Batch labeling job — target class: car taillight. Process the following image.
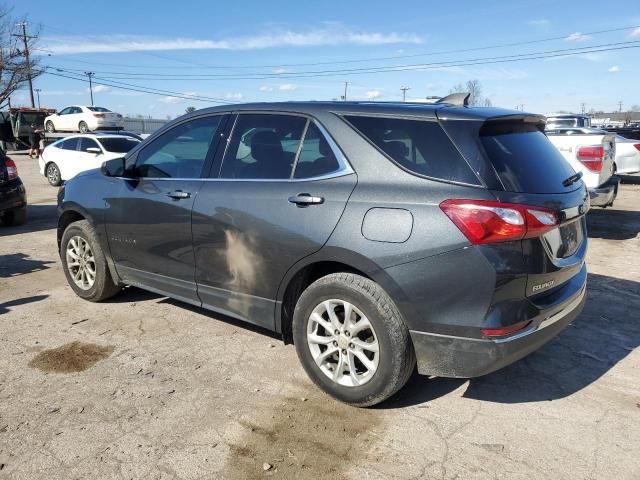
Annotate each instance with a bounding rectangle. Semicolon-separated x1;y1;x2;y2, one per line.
5;158;18;180
439;199;559;245
576;145;604;172
93;113;105;118
633;144;640;152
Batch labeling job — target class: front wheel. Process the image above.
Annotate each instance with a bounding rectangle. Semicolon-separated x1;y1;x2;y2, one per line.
293;273;415;407
46;162;61;186
79;121;89;133
60;220;120;301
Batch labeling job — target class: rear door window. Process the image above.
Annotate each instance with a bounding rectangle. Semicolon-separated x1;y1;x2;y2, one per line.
480;123;578;193
344;115;480;185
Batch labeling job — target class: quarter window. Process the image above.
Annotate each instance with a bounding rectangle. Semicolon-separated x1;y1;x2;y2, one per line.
220;114;306;180
135;115;222;178
344;115;480;185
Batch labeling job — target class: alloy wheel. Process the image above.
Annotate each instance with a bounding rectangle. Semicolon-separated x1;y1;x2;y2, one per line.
306;299;380;387
66;236;96;290
46;164;59;185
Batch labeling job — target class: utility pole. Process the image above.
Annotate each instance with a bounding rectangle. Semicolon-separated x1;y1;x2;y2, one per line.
618;100;623;112
85;72;95;105
342;81;349;102
400;86;411;102
519;104;525;111
581;102;586;114
14;22;36;108
34;88;41;108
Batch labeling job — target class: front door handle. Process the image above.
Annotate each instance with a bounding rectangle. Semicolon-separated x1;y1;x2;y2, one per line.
288;193;324;207
167;190;191;200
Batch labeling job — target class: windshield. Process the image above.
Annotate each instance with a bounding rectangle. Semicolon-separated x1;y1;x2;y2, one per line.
97;137;140;153
87;107;112;113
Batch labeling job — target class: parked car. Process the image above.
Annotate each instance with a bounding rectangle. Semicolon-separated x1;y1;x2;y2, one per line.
545;113;591;129
0;149;27;226
611;135;640;174
58;100;588;406
545;128;618;207
40;134;141;186
44;106;124;134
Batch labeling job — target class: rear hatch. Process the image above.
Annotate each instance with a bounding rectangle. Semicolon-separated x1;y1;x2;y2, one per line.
440;112;588;300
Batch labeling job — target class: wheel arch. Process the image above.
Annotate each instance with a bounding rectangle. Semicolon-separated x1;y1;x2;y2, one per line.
276;247;410;344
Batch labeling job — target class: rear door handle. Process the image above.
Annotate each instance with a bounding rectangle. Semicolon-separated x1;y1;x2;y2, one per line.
288;193;324;207
167;190;191;200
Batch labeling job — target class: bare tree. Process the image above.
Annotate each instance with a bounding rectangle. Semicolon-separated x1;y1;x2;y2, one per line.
0;6;41;109
185;106;196;113
630;104;640;112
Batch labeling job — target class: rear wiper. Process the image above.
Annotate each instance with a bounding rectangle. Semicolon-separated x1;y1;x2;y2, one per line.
562;171;583;187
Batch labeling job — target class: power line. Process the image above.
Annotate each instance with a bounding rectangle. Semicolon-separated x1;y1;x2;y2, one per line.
45;40;640;81
39;23;640;71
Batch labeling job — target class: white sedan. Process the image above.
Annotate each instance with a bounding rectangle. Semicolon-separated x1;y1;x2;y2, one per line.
613;135;640;174
39;134;140;186
44;106;124;133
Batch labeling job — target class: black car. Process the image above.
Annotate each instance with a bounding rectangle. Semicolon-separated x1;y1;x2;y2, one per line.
57;99;588;406
0;150;27;226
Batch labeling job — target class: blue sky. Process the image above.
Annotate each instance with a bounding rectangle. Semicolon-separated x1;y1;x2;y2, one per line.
10;0;640;117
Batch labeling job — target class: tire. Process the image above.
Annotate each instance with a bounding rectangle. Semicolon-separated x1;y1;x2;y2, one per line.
292;273;415;407
45;121;55;133
79;121;89;133
1;207;27;226
46;162;61;186
60;219;120;302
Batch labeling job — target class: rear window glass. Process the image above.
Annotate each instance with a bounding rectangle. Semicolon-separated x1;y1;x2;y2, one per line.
97;137;140;153
87;107;111;112
480;125;577;193
344;115;480;185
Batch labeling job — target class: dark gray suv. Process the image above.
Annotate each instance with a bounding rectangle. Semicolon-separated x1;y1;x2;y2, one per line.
57;100;588;406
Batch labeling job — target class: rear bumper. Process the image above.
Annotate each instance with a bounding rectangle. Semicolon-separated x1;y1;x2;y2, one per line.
588;176;620;207
0;180;27;213
410;277;586;378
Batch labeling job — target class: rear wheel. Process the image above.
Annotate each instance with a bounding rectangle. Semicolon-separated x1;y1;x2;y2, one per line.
45;121;55;133
60;220;120;301
46;162;61;186
79;121;89;133
293;273;415;407
0;207;27;226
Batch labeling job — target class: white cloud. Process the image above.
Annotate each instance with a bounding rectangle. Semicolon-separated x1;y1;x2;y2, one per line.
565;32;592;42
259;86;273;92
224;92;243;100
159;91;197;104
631;27;640;38
89;85;110;93
608;65;621;73
273;68;287;74
365;90;382;99
279;84;297;91
42;25;423;55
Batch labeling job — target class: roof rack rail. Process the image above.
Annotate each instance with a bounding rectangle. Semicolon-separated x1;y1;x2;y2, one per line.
436;92;470;107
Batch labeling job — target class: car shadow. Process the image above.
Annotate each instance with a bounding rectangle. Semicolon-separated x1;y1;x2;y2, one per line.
619;174;640;185
0;253;55;278
0;203;58;235
587;208;640;240
0;294;49;315
381;273;639;408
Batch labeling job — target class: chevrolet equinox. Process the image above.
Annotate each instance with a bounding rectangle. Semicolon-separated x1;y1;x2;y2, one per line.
57;98;588;406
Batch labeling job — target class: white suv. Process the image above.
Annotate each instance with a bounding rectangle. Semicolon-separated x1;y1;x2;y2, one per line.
45;106;124;133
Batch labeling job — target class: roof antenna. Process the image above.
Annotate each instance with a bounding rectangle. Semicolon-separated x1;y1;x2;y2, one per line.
437;92;471;107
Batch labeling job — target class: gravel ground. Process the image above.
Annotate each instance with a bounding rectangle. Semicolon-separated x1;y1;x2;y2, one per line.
1;153;639;480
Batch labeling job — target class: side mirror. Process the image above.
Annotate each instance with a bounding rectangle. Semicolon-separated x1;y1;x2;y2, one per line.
101;157;126;177
86;147;101;155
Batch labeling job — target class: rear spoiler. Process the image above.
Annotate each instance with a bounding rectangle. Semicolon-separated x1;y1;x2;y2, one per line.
480;114;547;135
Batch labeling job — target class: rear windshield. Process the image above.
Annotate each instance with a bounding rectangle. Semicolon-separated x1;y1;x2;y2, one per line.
87;106;112;112
344;115;480;185
480;124;577;193
97;137;140;153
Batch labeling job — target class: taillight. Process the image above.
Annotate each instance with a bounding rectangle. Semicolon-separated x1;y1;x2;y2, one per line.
439;199;559;245
5;158;18;180
633;144;640;152
93;113;105;118
576;145;603;172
